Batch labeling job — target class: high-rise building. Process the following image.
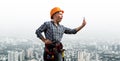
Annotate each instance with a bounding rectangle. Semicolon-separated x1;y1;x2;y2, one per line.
19;50;25;61
0;55;7;61
78;51;90;61
26;48;34;59
8;50;25;61
8;51;19;61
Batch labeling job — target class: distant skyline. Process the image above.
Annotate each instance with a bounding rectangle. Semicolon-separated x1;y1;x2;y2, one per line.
0;0;120;40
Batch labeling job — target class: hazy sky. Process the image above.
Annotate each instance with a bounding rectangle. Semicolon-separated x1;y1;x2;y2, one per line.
0;0;120;40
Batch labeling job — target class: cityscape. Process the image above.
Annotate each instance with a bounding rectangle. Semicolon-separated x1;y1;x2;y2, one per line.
0;37;120;61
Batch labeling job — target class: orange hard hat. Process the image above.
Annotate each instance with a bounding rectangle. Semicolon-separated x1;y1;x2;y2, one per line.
50;7;64;19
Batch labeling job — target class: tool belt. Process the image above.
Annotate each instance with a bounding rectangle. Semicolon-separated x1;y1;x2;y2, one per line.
44;41;64;60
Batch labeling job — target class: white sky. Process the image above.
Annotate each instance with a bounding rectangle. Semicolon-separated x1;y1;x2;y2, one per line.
0;0;120;40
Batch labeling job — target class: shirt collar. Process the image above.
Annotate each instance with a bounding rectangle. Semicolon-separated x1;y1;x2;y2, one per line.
51;20;60;26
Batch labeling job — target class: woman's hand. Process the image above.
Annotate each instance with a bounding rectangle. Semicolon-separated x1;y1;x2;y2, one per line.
44;39;52;44
82;17;86;26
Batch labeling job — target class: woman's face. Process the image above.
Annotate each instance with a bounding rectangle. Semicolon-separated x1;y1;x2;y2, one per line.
54;11;63;22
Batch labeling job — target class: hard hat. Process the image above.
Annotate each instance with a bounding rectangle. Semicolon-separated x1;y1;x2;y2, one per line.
50;7;64;19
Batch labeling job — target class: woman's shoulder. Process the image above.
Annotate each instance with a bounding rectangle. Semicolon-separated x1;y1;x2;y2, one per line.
44;21;52;25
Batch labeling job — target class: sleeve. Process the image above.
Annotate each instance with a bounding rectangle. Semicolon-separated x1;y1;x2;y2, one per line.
35;22;47;39
64;26;78;34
